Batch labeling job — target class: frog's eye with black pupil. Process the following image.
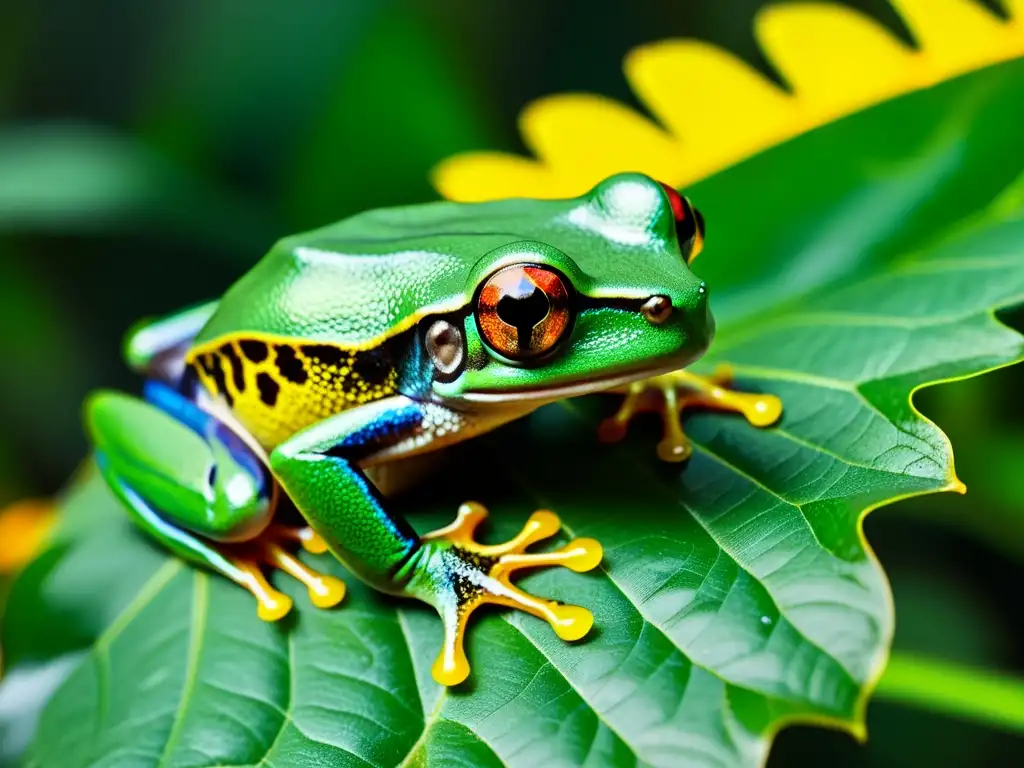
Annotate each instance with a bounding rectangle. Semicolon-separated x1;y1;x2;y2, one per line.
658;181;704;263
477;264;572;360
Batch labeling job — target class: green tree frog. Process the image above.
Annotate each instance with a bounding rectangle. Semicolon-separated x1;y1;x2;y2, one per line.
86;173;780;686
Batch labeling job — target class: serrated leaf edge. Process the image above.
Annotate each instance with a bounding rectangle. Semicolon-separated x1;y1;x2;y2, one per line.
432;0;1024;202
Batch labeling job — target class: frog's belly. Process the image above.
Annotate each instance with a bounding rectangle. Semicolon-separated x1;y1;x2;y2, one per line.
358;401;531;496
362;400;534;467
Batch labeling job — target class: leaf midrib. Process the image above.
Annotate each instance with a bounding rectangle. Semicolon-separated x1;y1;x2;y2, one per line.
254;629;294;768
452;461;855;765
557;396;873;618
43;256;1024;767
522;418;864;687
385;484;811;766
156;571;209;768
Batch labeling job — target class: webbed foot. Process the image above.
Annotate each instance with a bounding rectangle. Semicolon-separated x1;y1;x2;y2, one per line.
598;365;783;462
406;502;602;686
232;525;346;621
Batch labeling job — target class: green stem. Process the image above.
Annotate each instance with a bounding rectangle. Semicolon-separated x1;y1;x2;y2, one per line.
875;652;1024;733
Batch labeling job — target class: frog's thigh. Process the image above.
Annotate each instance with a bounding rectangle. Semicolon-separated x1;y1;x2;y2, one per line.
86;389;273;544
86;388;307;620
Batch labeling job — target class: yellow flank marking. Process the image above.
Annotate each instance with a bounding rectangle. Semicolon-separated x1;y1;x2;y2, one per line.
0;498;57;573
432;0;1024;201
188;337;398;448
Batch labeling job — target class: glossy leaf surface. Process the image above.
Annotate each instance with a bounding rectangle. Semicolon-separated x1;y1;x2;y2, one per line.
6;35;1024;768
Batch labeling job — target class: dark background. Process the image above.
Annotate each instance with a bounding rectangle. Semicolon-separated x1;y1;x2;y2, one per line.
0;1;1020;765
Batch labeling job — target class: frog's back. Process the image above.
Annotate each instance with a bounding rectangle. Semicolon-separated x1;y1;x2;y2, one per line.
185;200;530;447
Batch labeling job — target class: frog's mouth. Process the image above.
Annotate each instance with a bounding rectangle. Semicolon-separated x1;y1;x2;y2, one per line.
458;359;690;404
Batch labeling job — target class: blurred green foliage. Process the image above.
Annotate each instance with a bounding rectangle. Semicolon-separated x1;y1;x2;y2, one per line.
0;1;1022;766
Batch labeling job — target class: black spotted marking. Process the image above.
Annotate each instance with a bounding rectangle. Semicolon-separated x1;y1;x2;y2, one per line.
352;347;393;386
207;356;233;406
256;372;280;407
301;343;346;367
220;343;246;393
239;339;269;363
443;547;499;612
452;572;483;612
275;345;308;384
182;362;202;397
199;353;219;378
453;547;497;574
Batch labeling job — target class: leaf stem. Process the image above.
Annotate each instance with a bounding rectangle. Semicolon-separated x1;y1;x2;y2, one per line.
875;652;1024;733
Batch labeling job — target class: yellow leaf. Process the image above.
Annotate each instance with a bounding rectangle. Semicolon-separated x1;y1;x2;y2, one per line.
433;0;1024;201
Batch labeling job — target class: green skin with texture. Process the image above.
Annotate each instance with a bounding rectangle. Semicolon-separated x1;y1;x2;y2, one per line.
86;172;713;683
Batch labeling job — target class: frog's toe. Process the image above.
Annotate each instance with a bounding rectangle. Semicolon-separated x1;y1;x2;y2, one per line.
599;366;783;463
740;392;785;427
261;541;347;609
270;523;330;554
236;561;294;622
230;525;346;620
417;503;602;686
432;579;595;687
257;594;293;622
489;583;595;640
433;601;472;687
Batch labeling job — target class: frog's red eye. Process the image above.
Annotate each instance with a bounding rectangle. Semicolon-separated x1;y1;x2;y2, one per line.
658;181;704;263
476;264;573;360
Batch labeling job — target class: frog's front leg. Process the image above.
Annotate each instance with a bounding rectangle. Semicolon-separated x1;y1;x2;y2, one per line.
87;382;345;620
270;396;603;686
598;365;783;461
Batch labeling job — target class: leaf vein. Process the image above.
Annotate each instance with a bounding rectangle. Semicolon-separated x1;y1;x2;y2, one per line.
156;570;209;767
254;627;293;767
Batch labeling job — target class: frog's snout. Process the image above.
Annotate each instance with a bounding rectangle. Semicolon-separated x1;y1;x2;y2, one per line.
692;282;715;354
674;279;714;357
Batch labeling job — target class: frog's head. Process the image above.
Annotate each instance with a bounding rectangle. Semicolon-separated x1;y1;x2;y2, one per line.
422;172;712;405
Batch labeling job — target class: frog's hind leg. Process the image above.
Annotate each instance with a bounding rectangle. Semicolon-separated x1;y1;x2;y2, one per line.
598;365;783;462
86;382;344;620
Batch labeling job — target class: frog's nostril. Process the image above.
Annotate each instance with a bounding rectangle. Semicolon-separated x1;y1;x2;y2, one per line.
641;295;673;324
695;282;709;310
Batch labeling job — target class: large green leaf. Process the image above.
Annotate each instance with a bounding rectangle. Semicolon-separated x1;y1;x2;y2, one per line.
5;56;1024;768
690;55;1024;326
